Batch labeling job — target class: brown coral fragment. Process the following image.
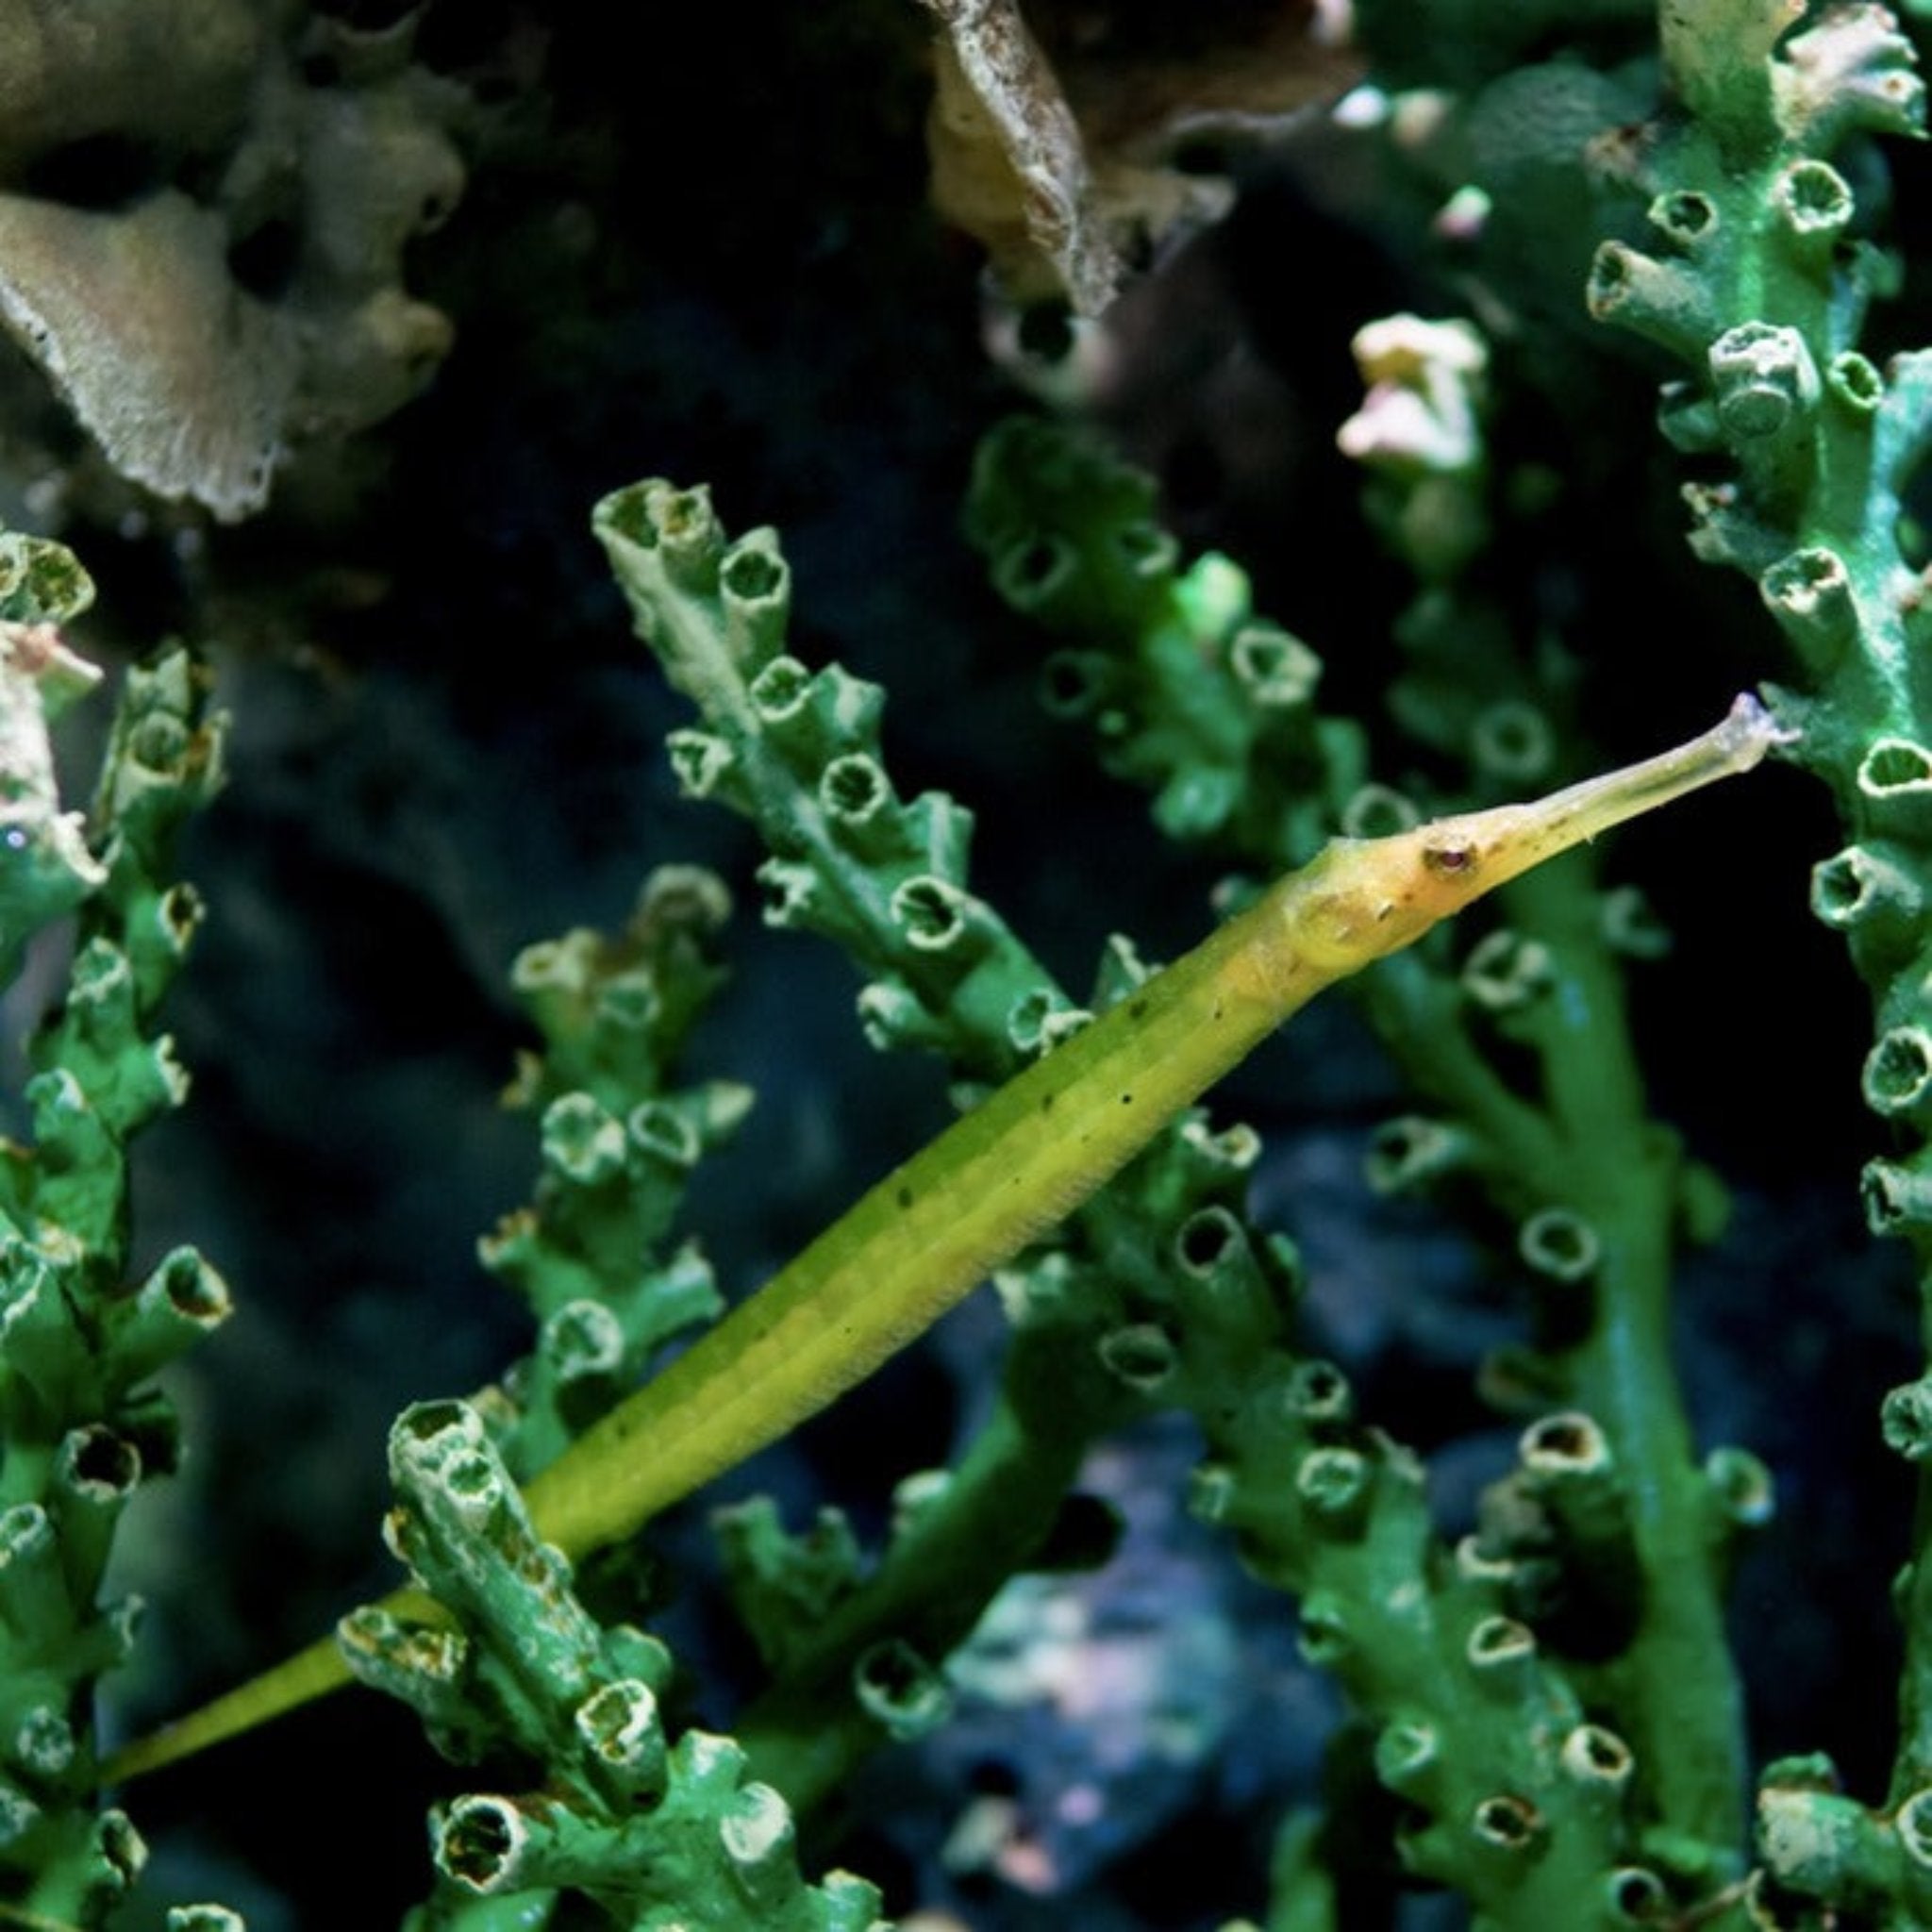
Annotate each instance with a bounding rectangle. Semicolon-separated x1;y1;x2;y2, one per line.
0;192;296;523
918;0;1361;316
0;0;463;522
922;0;1120;315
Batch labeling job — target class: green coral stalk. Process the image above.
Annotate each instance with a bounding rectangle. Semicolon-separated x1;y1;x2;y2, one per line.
1585;0;1932;1918
962;416;1360;858
349;1399;889;1931
0;567;231;1928
595;479;1067;1075
476;865;748;1478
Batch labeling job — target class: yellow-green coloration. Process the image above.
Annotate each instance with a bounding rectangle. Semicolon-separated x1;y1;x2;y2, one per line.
104;695;1783;1786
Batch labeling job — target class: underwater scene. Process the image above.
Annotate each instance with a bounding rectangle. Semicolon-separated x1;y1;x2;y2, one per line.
5;3;1932;1928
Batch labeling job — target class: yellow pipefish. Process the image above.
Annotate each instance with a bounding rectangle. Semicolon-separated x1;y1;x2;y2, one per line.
105;693;1785;1784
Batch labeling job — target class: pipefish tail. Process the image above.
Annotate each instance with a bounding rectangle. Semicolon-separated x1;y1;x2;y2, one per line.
102;693;1788;1785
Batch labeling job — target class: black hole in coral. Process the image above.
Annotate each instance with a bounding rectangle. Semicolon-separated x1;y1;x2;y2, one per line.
1015;303;1074;362
1476;1796;1537;1844
160;1253;222;1317
1587;248;1634;313
748;657;808;715
1872;1032;1932;1105
1866;742;1932;791
1113;521;1167;567
894;878;962;945
1657;191;1714;238
1290;1361;1348;1419
401;1400;465;1444
299;51;343;87
1836;354;1883;408
443;1805;513;1885
228;219;301;301
1178;1208;1237;1273
1611;1870;1660;1916
1009;538;1064;592
723;547;782;601
823;756;883;819
855;1640;923;1704
73;1429;137;1489
1039;653;1097;716
1786;163;1849;221
1526;1416;1593;1461
24;136;165;211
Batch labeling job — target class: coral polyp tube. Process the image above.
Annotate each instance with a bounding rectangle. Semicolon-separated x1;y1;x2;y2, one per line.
104;695;1785;1784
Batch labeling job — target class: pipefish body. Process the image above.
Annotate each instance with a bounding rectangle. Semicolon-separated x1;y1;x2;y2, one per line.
104;693;1787;1783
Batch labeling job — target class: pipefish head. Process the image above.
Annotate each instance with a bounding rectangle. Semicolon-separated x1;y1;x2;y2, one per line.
1277;694;1791;974
1279;819;1532;972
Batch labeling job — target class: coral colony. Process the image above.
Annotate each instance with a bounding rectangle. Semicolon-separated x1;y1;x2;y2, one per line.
12;3;1932;1928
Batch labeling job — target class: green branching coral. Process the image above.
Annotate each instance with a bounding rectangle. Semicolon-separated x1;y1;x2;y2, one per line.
964;406;1774;1919
579;438;1777;1920
476;866;748;1478
595;480;1070;1077
590;476;1304;1807
347;1400;888;1931
0;546;229;1926
962;415;1360;857
105;403;1782;1923
25;7;1932;1928
1582;2;1932;1918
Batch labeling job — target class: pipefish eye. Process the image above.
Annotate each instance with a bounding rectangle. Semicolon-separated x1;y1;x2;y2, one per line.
1422;840;1479;874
